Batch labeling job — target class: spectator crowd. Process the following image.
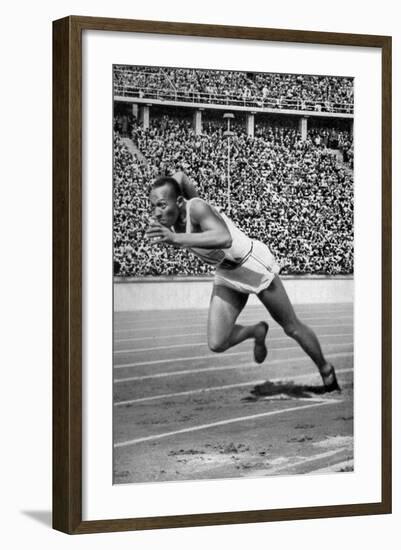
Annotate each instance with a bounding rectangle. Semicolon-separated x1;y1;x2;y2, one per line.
114;66;354;114
113;112;354;277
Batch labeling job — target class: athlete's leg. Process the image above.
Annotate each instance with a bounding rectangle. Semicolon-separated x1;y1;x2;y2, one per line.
257;275;340;388
207;284;268;363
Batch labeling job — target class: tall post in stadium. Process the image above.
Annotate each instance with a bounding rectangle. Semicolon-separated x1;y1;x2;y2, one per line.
223;113;235;215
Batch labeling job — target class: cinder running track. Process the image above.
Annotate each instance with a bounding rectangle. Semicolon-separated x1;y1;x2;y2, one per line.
113;303;353;484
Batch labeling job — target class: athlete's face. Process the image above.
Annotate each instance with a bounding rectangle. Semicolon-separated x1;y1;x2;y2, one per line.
149;184;182;227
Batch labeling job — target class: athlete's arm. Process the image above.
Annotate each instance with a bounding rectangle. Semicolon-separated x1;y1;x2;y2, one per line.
146;199;232;249
175;199;232;248
172;171;199;199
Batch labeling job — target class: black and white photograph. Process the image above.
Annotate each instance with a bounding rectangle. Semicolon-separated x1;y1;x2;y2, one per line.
112;64;354;485
1;0;397;542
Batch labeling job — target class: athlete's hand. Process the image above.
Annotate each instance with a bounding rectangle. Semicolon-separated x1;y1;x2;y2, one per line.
145;222;176;245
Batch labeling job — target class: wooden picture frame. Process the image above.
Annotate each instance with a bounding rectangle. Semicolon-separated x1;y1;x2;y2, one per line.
53;15;392;534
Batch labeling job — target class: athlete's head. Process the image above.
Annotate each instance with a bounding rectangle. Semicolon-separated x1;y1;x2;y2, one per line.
149;176;184;227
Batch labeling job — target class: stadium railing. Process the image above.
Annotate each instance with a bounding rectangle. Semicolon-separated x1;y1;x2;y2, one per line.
114;84;353;114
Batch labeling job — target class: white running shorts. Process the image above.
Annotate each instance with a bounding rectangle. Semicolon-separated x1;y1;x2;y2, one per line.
214;240;280;295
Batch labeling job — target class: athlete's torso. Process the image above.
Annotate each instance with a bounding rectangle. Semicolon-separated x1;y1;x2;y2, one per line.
183;198;253;267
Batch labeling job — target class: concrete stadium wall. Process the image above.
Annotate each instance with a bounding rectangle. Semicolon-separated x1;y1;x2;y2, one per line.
114;275;353;311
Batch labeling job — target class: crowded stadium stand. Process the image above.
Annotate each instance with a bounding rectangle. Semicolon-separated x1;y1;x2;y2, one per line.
114;66;354;114
113;67;354;278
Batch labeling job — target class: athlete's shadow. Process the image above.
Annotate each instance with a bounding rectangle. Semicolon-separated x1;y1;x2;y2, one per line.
243;380;327;402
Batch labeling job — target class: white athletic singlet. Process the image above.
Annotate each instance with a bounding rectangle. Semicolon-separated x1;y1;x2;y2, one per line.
184;198;253;268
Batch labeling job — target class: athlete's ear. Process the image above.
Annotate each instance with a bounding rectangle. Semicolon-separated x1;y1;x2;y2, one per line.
176;195;184;208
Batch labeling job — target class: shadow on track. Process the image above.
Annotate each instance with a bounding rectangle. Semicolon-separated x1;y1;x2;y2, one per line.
243;380;333;402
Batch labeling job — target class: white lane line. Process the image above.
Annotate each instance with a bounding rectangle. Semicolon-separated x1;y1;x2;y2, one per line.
308;459;354;474
114;331;353;354
114;314;353;334
114;314;354;334
243;449;348;477
114;322;353;344
114;351;354;383
114;399;343;449
116;303;351;318
114;340;353;369
114;367;353;405
115;331;204;344
115;305;353;328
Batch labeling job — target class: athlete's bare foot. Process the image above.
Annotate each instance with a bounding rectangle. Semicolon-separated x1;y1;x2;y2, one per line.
253;321;269;364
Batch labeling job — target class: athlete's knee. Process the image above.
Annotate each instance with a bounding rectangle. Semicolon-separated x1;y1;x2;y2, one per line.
208;338;229;353
283;319;302;339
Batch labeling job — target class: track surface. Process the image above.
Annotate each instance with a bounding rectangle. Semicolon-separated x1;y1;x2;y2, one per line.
113;303;353;484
